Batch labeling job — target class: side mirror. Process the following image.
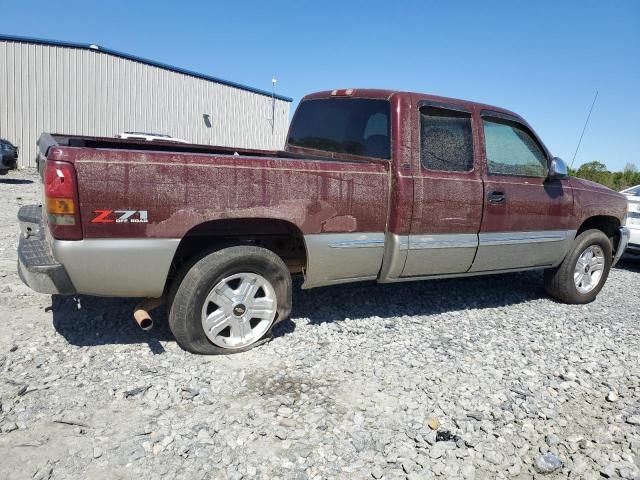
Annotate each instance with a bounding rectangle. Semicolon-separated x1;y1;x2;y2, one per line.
548;157;568;180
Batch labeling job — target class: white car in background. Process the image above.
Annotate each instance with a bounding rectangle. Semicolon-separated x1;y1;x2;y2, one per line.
621;185;640;255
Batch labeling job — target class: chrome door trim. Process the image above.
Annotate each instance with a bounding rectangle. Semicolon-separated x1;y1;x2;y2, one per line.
409;233;478;250
328;238;385;248
479;230;574;246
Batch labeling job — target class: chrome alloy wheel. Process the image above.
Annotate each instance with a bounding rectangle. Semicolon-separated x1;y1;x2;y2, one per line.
201;272;277;349
574;245;605;294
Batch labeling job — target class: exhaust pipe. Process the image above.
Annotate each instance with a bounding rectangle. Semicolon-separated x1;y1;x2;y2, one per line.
133;297;164;331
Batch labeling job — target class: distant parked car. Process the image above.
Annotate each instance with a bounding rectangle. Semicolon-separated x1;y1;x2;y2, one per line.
115;131;188;143
0;138;18;175
621;185;640;254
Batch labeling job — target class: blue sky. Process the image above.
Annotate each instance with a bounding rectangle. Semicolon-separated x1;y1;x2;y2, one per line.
2;0;639;170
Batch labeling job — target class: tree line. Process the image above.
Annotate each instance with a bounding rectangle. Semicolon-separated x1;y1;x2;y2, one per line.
568;161;639;191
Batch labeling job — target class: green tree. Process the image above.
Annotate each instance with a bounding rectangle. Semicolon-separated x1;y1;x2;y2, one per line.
572;161;640;191
575;161;613;188
621;162;639;189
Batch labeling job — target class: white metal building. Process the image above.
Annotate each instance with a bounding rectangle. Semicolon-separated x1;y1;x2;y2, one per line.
0;34;292;168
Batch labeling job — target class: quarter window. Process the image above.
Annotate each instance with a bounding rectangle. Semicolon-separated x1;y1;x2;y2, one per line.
420;107;474;172
483;118;547;177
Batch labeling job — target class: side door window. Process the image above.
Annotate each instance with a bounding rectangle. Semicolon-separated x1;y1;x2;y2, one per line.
483;117;547;177
421;107;474;172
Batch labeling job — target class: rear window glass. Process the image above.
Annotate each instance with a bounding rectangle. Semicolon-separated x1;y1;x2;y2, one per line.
288;99;391;159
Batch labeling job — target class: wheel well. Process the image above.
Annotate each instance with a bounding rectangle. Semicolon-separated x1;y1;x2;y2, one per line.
166;218;307;291
576;216;624;256
577;215;620;239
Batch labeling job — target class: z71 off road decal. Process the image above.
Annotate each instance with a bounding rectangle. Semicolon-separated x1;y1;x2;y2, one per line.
91;210;149;224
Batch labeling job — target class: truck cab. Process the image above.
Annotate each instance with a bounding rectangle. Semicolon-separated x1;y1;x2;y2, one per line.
288;90;627;287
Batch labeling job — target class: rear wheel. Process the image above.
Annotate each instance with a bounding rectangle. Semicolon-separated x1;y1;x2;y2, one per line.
544;229;612;304
169;246;292;354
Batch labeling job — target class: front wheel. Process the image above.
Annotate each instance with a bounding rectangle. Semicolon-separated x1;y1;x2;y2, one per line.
544;229;612;304
168;246;292;354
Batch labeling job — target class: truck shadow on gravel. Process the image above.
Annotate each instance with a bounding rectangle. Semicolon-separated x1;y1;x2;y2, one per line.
51;270;551;349
276;271;548;336
51;296;173;354
616;256;640;273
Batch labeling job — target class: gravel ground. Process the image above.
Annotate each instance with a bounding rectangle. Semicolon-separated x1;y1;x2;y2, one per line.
1;169;639;480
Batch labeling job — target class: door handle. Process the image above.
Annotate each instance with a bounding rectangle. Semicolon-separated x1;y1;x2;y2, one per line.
488;191;506;203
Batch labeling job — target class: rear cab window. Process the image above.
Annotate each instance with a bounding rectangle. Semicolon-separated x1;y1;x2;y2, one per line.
287;99;391;159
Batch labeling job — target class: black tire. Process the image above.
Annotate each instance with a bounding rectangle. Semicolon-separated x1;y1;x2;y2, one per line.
168;246;292;355
544;229;612;304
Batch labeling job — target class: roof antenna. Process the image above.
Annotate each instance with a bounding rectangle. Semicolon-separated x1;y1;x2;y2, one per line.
570;90;598;168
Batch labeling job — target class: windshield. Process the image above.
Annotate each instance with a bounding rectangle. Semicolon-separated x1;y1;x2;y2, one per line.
288;98;391;159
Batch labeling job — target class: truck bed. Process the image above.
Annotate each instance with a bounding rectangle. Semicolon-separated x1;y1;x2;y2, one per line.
35;131;391;294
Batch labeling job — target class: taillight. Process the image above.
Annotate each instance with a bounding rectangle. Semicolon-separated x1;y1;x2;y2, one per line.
44;160;82;240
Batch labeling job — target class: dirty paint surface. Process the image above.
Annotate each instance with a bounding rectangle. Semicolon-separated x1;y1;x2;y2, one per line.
67;150;390;239
44;89;627;242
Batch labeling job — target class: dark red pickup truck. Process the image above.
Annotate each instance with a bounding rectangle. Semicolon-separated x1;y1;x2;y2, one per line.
18;89;630;354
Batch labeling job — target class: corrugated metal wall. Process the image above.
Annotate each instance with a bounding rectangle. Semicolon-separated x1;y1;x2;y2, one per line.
0;40;291;168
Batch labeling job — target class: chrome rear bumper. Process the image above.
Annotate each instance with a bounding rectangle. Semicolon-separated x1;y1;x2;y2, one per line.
17;205;76;295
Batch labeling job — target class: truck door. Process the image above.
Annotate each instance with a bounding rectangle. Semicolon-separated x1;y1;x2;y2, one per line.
401;101;483;277
470;111;574;272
